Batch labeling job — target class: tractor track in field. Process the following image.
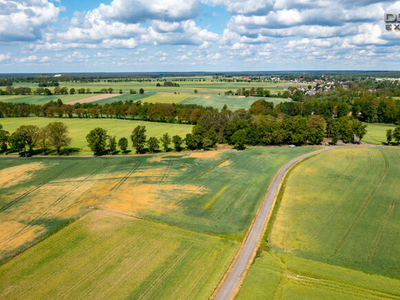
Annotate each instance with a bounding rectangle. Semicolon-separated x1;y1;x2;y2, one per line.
110;159;143;191
139;243;195;300
213;147;329;300
332;149;389;257
0;162;78;214
0;162;109;248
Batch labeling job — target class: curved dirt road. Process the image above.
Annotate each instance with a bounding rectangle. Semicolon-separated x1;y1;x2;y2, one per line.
214;147;329;300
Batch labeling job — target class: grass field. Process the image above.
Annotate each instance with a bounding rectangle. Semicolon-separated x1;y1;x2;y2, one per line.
238;147;400;299
363;123;396;145
0;117;193;155
180;95;291;111
12;80;301;95
0;147;314;260
138;92;193;104
0;210;238;299
90;92;156;104
0;94;95;105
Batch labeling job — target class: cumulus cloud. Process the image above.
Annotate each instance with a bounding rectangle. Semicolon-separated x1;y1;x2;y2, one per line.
0;0;60;41
97;0;201;23
0;52;11;61
17;55;50;63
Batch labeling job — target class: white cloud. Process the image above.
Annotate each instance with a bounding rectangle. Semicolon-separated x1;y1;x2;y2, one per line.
0;52;11;61
63;51;90;63
17;55;50;63
98;0;201;23
0;0;60;41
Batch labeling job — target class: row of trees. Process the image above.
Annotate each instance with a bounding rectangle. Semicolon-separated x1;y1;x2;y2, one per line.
0;86;145;96
386;126;400;144
86;126;186;155
0;122;70;156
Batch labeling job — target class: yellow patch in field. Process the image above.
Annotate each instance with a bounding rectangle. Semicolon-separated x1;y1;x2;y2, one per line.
105;183;206;214
220;160;231;167
204;185;229;210
204;95;211;99
0;162;47;188
147;156;163;163
0;221;45;256
189;151;220;159
75;178;207;216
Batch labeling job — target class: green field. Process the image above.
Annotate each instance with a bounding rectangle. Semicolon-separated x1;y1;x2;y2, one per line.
0;94;95;105
0;117;193;155
363;123;396;145
0;147;315;298
12;80;300;95
0;211;238;299
238;147;400;299
0;147;314;259
90;92;156;104
138;92;193;104
180;95;291;111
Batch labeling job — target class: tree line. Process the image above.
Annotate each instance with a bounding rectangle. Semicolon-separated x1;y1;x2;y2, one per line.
0;122;70;156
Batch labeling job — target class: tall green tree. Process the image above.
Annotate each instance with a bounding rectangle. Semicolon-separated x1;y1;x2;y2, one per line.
108;135;117;154
131;125;147;153
231;129;247;149
13;125;39;156
0;124;9;154
172;135;183;152
160;133;171;152
46;122;71;155
393;126;400;144
147;137;159;153
118;137;128;153
37;126;50;154
387;129;393;144
86;127;108;156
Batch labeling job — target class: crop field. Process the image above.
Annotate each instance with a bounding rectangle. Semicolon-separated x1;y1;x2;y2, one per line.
0;147;315;298
0;117;193;155
90;92;156;104
0;210;238;299
238;147;400;299
137;92;193;104
180;95;290;111
0;147;313;260
11;80;298;95
363;123;396;145
0;94;95;105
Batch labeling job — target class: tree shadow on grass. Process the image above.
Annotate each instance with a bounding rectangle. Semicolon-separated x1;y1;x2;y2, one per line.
59;148;81;156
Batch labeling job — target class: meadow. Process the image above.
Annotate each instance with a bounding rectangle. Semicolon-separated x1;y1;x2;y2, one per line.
4;80;296;110
363;123;396;145
0;117;193;155
238;147;400;299
181;95;290;111
11;80;301;94
0;147;314;259
0;147;315;298
0;211;238;299
0;94;95;105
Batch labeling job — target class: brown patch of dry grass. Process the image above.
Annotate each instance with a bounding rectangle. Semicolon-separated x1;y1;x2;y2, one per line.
188;151;220;159
220;160;231;167
0;163;47;188
66;94;120;104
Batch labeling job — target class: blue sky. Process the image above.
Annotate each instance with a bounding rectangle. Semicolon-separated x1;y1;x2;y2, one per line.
1;0;400;73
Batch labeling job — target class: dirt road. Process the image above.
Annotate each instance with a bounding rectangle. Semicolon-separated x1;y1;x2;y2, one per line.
214;147;329;300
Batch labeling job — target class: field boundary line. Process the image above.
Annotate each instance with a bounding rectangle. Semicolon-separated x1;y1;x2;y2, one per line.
0;209;92;267
0;162;78;213
193;154;234;179
211;147;328;300
332;149;389;257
